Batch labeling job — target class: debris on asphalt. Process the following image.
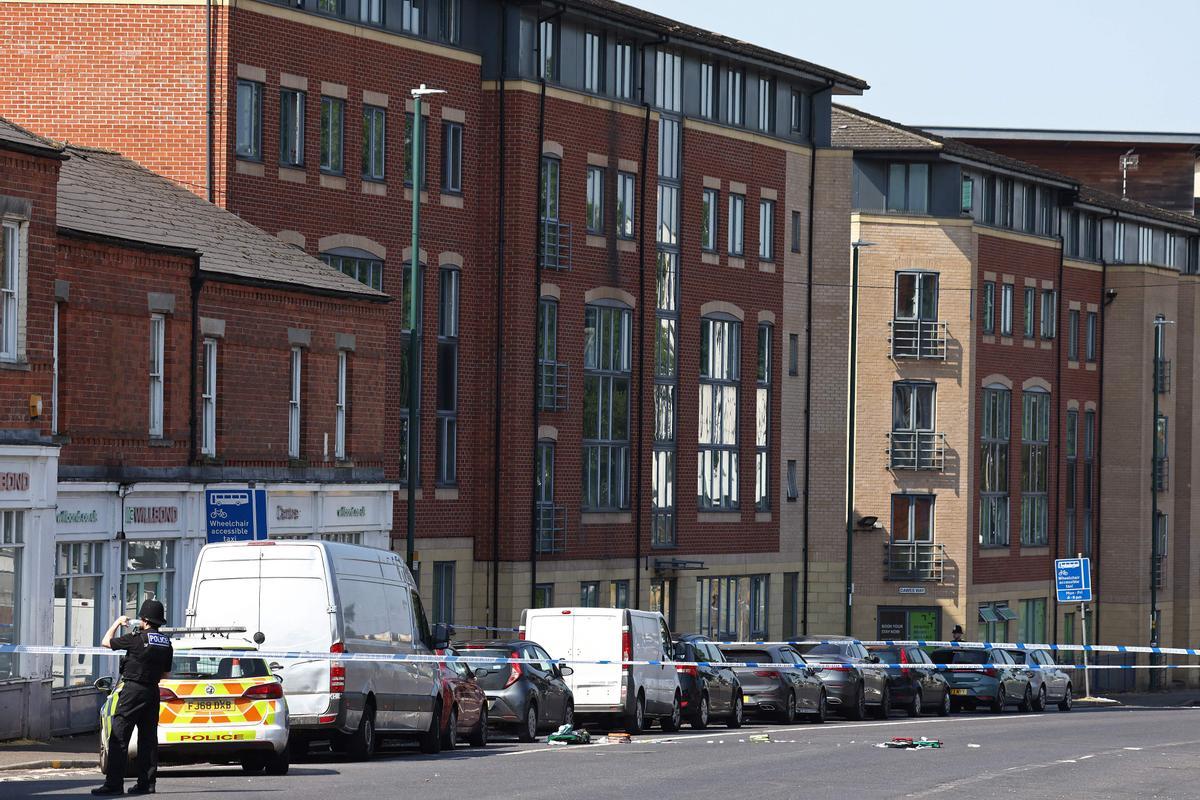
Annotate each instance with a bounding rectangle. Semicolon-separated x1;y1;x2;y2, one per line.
546;725;591;745
606;732;632;744
881;737;942;749
967;743;982;748
749;734;771;744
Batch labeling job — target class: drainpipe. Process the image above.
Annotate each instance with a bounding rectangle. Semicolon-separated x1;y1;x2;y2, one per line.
633;40;655;609
188;255;204;466
1095;254;1111;647
1051;232;1065;643
205;0;215;203
491;3;509;629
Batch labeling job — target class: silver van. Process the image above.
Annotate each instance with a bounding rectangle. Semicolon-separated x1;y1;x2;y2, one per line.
185;541;451;758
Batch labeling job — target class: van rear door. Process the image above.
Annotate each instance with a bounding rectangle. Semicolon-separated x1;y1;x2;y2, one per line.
565;611;623;710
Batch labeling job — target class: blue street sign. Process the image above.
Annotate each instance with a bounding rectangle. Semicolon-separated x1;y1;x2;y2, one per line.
205;489;268;543
1055;557;1093;603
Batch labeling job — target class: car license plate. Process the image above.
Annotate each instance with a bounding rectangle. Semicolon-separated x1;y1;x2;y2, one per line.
187;699;234;712
950;689;970;696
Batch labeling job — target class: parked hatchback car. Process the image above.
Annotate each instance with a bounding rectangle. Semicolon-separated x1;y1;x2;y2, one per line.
672;635;743;729
435;647;489;749
718;644;827;724
460;640;574;741
866;645;952;717
1009;648;1073;711
794;636;888;719
930;647;1033;712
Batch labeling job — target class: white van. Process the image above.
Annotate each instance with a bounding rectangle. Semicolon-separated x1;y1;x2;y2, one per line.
185;541;452;759
521;607;681;733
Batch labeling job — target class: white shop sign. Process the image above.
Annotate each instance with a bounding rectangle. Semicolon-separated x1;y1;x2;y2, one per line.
321;494;381;529
268;494;315;531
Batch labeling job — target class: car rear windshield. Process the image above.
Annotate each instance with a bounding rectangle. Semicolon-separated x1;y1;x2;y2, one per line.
459;648;514;663
795;643;851;658
929;650;988;664
870;648;902;664
170;654;270;679
1008;651;1029;664
721;649;772;664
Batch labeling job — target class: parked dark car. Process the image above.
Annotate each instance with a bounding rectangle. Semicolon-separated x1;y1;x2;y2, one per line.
794;636;889;719
435;647;489;748
460;640;574;741
718;644;827;724
866;645;952;717
672;635;743;729
930;647;1032;712
1009;648;1073;711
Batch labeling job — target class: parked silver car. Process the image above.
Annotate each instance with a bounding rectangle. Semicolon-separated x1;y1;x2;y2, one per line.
1009;649;1073;711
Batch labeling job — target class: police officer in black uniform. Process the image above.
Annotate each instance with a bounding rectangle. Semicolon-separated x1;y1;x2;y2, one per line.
93;599;173;796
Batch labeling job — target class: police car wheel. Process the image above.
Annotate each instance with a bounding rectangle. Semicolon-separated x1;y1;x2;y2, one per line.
265;749;290;776
241;755;267;774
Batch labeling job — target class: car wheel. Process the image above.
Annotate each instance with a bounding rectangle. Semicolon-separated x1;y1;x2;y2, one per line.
265;748;290;776
908;688;922;718
1058;685;1073;712
847;683;867;721
241;754;267;774
990;685;1006;714
873;686;891;719
938;689;951;717
563;701;575;729
440;705;459;750
624;693;645;735
726;694;744;729
1017;685;1033;713
517;702;539;743
661;693;682;732
418;700;443;754
691;693;710;730
778;691;797;724
288;737;309;761
1032;685;1047;712
469;706;489;748
346;702;377;761
810;691;827;724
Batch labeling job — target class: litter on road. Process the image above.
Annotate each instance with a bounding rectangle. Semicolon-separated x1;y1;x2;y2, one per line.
546;725;591;745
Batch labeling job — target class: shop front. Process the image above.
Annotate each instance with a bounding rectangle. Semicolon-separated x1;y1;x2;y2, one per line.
877;605;942;641
265;483;393;549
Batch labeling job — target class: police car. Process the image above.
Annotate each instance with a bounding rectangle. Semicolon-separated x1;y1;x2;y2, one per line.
96;628;290;775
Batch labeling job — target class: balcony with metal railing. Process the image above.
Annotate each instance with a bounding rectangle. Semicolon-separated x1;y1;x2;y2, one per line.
537;360;570;411
1156;358;1172;394
1154;456;1170;492
535;502;567;554
884;542;946;582
540;219;573;271
887;431;946;471
889;319;948;360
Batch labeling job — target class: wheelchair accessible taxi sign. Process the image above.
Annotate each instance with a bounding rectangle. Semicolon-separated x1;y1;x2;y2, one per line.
1055;557;1093;603
205;489;268;543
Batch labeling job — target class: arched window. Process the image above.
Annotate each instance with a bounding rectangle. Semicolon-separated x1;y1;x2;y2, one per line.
320;248;383;291
980;383;1011;548
582;301;631;511
1020;387;1050;546
699;314;740;511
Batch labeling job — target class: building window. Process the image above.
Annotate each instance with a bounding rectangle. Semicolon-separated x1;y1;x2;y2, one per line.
656;49;681;112
1113;221;1126;263
533;583;553;609
288;346;302;458
321;252;383;291
1165;233;1178;268
886;163;929;214
1154;415;1168;492
981;281;995;334
1023;286;1036;339
657;184;679;246
1041;289;1057;339
727;193;744;256
787;333;798;376
979;602;1016;642
1000;283;1014;337
1154;513;1168;589
757;76;773;132
235;80;262;160
432;562;454;625
201;338;217;456
699;316;740;510
580;581;599;607
320;96;344;174
584;31;604;93
980;386;1010;547
786;460;798;502
961;176;974;213
1138;225;1154;264
1;222;21;360
997;178;1014;228
1018;598;1046;644
335;349;348;460
537;297;559;410
1066;409;1077;554
755;324;771;511
317;0;342;14
700;188;718;251
439;0;459;43
148;314;165;438
892;381;936;469
538;18;557;80
890;494;935;580
1021;390;1050;546
608;580;629;609
441;121;462;193
437;269;459;485
614;42;633;100
790;90;805;133
362;104;386;181
791;210;802;253
585;166;605;235
758;199;775;261
121;540;175;622
1068;309;1080;361
0;512;22;679
1085;311;1097;362
1083;410;1095;556
53;541;104;688
696;575;768;641
725;68;744;126
616;171;635;239
699;63;715;119
1021;184;1036;232
280;88;305;167
400;0;420;33
650;577;677;630
583;304;631;510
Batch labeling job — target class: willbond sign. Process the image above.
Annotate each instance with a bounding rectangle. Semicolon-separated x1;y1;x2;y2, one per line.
124;500;183;530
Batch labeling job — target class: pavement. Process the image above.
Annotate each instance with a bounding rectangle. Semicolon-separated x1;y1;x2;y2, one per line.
3;701;1200;799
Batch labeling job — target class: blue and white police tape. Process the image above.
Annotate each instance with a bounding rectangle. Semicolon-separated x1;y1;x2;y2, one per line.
1;643;1197;672
448;624;522;633
707;638;1200;657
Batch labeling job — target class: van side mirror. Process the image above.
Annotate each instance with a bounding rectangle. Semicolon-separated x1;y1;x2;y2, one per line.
430;622;453;649
673;644;688;660
94;676;114;693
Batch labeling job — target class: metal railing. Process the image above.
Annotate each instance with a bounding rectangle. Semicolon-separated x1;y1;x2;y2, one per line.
537;360;570;411
540;219;573;271
535;502;567;554
889;319;948;360
1154;456;1169;492
884;542;946;582
1155;358;1172;394
887;431;946;471
1153;553;1166;590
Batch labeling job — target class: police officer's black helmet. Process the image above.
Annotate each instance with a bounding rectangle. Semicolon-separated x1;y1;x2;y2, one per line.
138;599;167;627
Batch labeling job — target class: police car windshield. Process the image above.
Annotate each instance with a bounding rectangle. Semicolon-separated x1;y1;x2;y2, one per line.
170;654;270;679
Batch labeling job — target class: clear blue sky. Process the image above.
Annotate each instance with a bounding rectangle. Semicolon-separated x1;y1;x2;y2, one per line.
634;0;1200;132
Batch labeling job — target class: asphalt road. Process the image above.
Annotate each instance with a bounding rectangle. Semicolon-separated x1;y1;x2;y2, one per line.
4;705;1200;800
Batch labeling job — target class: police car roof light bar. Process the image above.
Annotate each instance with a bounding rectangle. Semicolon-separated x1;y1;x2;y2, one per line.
161;626;248;637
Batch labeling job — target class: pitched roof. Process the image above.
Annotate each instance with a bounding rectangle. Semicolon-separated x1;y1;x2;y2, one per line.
1076;185;1200;231
0;116;64;156
55;147;387;299
567;0;868;92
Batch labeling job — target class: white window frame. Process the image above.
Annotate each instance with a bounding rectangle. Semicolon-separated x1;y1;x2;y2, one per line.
699;63;714;119
1165;233;1177;268
727;193;744;256
757;76;773;132
725;68;743;126
1139;225;1154;264
586;166;604;234
614;42;633;100
1113;221;1125;263
701;188;718;252
289;346;302;459
0;221;20;361
616;171;635;239
360;0;382;24
1000;283;1014;337
400;0;420;33
279;88;305;167
201;338;217;456
584;31;603;93
655;49;681;112
758;198;774;261
148;314;165;438
335;349;348;460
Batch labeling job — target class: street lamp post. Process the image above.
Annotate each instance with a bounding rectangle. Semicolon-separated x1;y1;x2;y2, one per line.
406;84;445;570
845;240;874;635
